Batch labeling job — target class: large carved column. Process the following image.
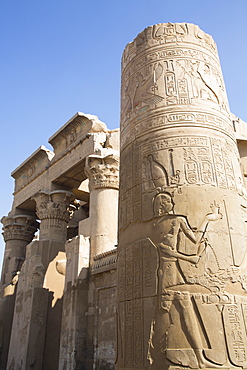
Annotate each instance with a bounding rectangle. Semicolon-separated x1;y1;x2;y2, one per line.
1;214;38;288
85;150;119;260
117;23;247;369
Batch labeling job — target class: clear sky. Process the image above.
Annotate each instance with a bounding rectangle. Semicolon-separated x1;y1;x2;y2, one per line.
1;0;247;265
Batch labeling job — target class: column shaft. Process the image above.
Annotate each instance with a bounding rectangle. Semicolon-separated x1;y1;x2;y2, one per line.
117;23;247;369
85;149;119;261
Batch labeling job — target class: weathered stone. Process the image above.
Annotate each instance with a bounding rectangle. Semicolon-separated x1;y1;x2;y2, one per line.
117;22;247;369
32;190;75;242
85;148;119;260
1;22;247;370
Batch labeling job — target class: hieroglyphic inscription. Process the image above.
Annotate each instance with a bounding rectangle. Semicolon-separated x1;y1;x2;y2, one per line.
211;141;227;188
142;136;209;154
125;245;133;301
121;240;158;301
223;149;236;190
140;136;236;190
183;146;214;185
241;302;247;335
122;23;219;70
121;112;234;147
133;299;143;366
119;146;134;230
126;189;134;226
143;240;158;297
121;50;230;124
133;146;142;222
211;138;236;190
117;248;125;302
145;47;218;65
223;304;247;366
119;240;158;368
125;300;133;366
133;243;142;299
185;160;199;184
119;144;142;230
123;299;144;368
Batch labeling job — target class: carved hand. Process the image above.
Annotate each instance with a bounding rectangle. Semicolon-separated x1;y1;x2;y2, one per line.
205;201;222;222
188;255;200;264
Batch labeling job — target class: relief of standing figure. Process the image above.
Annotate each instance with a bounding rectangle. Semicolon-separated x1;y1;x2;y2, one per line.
150;191;223;369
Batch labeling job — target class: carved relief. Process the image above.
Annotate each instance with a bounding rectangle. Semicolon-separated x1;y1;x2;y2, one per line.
149;193;224;367
12;146;54;193
121;24;231;138
121;23;217;71
119;22;247;370
145;191;247;368
121;63;164;116
118;240;158;303
121;58;229;124
116;240;158;367
119;147;133;230
223;304;247;366
141;135;236;193
121;112;234;147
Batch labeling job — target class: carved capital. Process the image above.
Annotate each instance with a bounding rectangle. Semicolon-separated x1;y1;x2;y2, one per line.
1;215;38;242
33;190;75;223
85;151;119;190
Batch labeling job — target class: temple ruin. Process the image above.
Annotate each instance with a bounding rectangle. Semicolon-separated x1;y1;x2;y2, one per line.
2;23;247;370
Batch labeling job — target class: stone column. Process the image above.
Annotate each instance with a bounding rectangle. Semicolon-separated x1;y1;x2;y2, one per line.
85;150;119;260
12;190;76;370
117;23;247;369
58;235;90;370
0;214;38;369
33;190;75;242
1;214;38;287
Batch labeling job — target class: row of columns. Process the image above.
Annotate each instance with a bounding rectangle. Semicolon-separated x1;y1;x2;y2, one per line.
0;150;119;369
1;150;119;285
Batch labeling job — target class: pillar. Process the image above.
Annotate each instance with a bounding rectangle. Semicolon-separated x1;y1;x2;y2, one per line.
117;23;247;369
1;214;38;288
85;149;119;260
0;214;38;369
6;190;76;370
32;189;75;369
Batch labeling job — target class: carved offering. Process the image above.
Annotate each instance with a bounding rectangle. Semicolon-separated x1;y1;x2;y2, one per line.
117;23;247;369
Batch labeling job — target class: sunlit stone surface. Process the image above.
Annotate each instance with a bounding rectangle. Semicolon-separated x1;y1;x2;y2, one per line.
117;23;247;369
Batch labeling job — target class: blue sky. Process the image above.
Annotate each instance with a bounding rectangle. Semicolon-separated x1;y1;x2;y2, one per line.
1;0;247;265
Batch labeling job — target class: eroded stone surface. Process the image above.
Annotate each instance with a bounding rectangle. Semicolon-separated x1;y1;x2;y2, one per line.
1;22;247;370
117;23;247;370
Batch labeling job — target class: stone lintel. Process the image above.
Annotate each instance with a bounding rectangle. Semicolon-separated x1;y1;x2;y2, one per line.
48;112;108;157
11;145;54;193
11;134;101;209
